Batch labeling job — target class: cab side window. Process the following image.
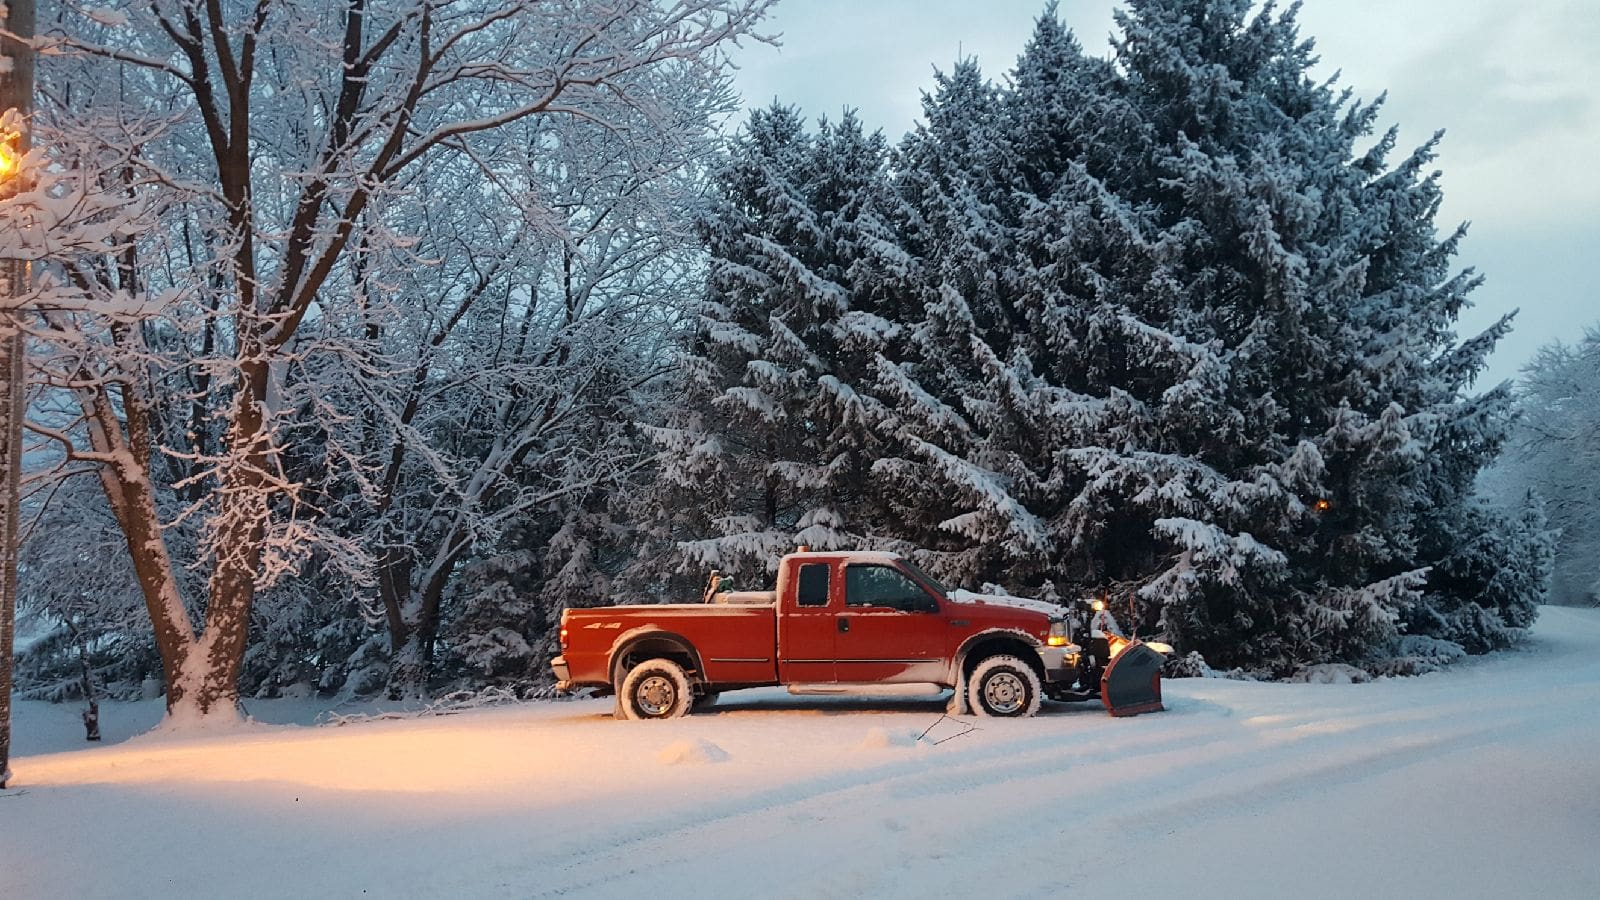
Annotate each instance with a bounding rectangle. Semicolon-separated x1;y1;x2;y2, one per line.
845;565;937;613
796;563;831;607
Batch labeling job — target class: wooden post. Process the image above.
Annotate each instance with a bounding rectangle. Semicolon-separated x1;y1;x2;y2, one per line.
0;0;36;790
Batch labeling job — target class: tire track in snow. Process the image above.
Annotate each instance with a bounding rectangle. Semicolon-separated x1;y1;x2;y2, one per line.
524;702;1500;897
526;620;1600;898
795;712;1565;899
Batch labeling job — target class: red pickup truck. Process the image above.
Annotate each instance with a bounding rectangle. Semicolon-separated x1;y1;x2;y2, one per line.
552;550;1166;719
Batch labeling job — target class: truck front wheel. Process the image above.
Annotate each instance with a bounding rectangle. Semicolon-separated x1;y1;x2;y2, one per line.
968;655;1042;718
619;658;694;720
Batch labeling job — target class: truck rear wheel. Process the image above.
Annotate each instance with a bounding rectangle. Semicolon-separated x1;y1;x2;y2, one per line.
968;655;1042;718
619;658;693;720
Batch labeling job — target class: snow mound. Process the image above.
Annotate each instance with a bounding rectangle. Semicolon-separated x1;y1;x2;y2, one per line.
1371;636;1471;677
657;738;730;765
856;726;922;750
1167;650;1215;678
141;707;261;739
1290;663;1371;684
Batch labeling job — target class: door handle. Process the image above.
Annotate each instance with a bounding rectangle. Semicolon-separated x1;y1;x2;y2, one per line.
837;617;850;633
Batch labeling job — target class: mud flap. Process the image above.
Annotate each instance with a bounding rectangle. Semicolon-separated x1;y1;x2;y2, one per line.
947;666;972;716
1100;641;1164;717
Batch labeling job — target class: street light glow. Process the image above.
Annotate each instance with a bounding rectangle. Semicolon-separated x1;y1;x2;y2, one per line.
0;138;18;182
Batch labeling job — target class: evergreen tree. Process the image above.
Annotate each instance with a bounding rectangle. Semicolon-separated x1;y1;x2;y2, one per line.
649;0;1548;673
1064;0;1542;668
877;59;1055;587
640;107;914;586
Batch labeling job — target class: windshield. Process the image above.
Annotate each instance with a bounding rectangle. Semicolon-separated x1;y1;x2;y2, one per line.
898;558;950;597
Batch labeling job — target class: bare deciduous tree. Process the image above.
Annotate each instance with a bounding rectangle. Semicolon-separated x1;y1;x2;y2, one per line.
13;0;771;720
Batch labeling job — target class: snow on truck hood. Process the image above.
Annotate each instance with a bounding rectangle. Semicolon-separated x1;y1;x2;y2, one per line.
947;589;1064;617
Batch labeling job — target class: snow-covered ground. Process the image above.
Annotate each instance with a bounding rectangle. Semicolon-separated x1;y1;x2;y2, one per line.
4;607;1599;899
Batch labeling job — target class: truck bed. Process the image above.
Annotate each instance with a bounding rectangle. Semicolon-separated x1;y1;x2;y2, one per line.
561;603;779;687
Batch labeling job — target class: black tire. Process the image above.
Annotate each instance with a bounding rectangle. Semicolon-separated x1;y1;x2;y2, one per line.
967;654;1043;718
619;658;694;720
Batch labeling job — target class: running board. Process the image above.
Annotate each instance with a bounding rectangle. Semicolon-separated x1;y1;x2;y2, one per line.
787;683;946;697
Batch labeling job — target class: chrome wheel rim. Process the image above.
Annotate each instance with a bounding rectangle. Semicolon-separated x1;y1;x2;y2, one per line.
983;671;1026;714
636;675;676;716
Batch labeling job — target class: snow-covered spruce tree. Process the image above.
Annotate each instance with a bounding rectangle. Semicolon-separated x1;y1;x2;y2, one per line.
637;106;922;590
867;59;1043;587
879;18;1215;601
1490;327;1600;607
864;10;1323;661
1048;0;1542;669
649;1;1545;673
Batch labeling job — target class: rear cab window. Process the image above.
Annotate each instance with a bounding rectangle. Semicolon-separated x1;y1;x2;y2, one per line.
796;563;831;607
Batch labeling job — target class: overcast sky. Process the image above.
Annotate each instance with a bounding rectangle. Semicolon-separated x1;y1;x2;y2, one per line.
728;0;1599;386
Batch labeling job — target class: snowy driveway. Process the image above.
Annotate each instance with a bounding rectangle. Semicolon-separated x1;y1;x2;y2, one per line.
4;607;1598;899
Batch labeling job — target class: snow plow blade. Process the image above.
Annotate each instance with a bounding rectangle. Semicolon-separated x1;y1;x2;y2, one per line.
1100;640;1165;717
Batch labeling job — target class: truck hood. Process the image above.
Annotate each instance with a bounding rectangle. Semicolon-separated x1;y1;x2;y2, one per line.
947;589;1065;618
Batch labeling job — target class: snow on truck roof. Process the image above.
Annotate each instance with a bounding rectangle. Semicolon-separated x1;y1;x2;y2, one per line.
785;550;903;563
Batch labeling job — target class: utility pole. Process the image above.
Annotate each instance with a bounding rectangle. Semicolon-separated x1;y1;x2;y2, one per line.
0;0;35;791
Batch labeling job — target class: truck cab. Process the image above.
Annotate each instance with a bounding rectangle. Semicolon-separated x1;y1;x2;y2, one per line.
771;551;1070;688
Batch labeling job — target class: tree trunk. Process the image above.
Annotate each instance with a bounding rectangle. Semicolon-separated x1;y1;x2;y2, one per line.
386;615;442;701
164;361;273;719
377;541;412;651
385;581;447;700
76;635;100;742
165;600;253;719
79;357;271;721
387;632;428;701
380;522;468;700
94;452;195;711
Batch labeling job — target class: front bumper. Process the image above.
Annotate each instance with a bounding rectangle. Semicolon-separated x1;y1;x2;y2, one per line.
550;656;571;692
1039;644;1082;683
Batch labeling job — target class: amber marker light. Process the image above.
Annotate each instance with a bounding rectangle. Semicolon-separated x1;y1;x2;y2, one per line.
1314;498;1332;512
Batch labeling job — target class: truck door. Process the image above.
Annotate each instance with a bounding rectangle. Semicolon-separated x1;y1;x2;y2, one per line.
834;562;947;684
776;560;836;683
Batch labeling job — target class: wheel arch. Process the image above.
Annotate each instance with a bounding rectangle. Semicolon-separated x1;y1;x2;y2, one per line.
952;629;1046;682
608;627;705;687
